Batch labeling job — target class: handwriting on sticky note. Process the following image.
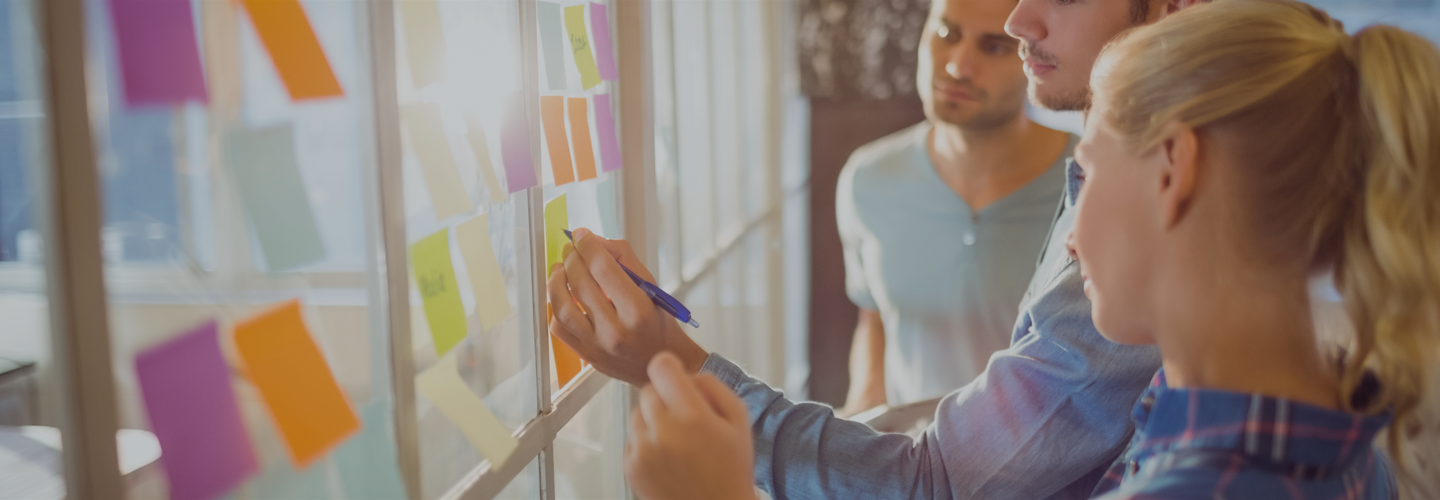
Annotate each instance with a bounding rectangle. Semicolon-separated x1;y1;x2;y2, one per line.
537;2;568;91
234;300;360;468
411;229;468;356
593;94;623;173
224;124;327;272
135;321;257;500
462;112;507;203
239;0;344;100
415;355;519;466
564;5;602;90
398;0;446;87
568;98;598;182
108;0;209;107
589;4;619;81
402;103;473;219
457;215;513;332
544;194;569;277
540;96;575;186
501;94;539;193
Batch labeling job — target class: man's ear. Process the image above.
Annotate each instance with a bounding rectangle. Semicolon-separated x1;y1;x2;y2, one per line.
1159;0;1207;20
1157;122;1199;230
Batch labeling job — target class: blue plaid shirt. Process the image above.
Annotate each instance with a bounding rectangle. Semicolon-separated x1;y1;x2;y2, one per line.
1090;371;1397;500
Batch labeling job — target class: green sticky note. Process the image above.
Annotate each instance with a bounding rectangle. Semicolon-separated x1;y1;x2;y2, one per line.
335;402;407;500
564;5;602;90
411;229;467;356
597;175;620;238
224;124;327;272
545;194;569;277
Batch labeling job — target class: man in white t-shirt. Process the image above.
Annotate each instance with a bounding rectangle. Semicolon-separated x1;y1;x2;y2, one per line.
836;0;1075;414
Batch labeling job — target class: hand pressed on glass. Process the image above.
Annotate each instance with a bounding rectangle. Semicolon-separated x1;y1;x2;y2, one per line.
625;353;756;500
545;228;708;385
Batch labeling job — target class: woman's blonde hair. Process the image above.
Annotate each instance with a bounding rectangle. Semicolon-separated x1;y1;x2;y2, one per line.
1095;0;1440;490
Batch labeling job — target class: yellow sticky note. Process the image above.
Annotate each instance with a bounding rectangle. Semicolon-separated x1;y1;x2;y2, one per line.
415;355;518;466
398;0;445;87
410;229;467;356
234;300;360;468
545;194;569;277
564;5;601;90
462;112;507;204
403;103;473;220
456;215;513;332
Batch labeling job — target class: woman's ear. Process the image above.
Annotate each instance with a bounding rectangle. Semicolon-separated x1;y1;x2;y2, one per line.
1158;122;1199;230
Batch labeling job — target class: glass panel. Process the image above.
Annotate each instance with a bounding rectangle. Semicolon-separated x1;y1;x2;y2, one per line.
650;0;681;287
495;456;542;500
738;0;771;218
554;381;626;500
83;0;404;499
671;0;714;272
708;0;742;239
396;0;539;497
0;1;64;498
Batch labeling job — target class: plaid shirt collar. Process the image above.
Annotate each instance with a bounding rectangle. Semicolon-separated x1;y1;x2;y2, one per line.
1124;369;1391;480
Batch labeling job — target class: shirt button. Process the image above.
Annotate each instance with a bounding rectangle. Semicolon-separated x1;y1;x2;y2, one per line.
963;232;976;246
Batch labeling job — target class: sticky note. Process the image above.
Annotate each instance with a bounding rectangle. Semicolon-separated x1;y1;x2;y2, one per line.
399;0;445;87
462;112;507;203
201;0;242;118
564;5;602;90
251;460;329;500
402;103;473;219
456;215;513;332
536;2;567;91
108;0;208;107
411;229;467;356
239;0;344;100
593;94;623;173
234;300;360;468
541;96;575;186
135;321;256;500
568;98;598;182
589;4;619;81
415;355;519;466
501;94;539;193
552;334;585;389
334;403;407;500
597;175;621;238
223;124;327;272
544;194;569;276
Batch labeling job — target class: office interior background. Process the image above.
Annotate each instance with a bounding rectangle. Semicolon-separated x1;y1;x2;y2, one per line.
0;0;1435;499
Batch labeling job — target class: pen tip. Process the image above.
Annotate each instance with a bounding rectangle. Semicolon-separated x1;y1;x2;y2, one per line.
686;318;700;328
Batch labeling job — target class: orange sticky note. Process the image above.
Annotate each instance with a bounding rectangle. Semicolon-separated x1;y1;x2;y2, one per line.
234;300;360;467
239;0;344;101
567;98;598;182
551;333;585;389
540;96;575;186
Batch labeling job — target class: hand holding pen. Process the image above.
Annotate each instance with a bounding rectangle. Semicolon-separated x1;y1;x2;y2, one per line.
564;229;699;328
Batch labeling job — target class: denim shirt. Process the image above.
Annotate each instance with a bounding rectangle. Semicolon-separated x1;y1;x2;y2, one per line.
702;160;1164;499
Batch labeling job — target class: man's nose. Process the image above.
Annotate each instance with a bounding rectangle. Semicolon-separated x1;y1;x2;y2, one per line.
1005;0;1046;44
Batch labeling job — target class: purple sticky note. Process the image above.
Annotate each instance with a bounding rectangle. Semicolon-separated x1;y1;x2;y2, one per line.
501;93;540;192
135;321;257;500
107;0;209;107
594;94;623;173
589;4;619;81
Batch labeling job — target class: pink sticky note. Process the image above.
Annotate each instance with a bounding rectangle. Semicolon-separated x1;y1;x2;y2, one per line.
502;92;540;193
589;4;619;80
135;321;258;500
107;0;209;107
594;94;623;173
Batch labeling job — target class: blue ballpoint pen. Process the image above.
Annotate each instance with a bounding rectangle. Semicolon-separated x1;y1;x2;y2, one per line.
563;229;700;328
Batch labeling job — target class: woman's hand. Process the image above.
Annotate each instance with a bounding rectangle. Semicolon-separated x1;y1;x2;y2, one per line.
625;352;757;500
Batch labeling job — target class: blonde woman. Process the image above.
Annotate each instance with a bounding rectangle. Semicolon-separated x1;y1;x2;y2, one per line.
622;1;1438;498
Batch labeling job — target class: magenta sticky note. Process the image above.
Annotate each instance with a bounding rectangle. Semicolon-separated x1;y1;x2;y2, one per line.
589;4;619;81
502;93;540;192
135;321;258;500
107;0;209;107
594;94;623;173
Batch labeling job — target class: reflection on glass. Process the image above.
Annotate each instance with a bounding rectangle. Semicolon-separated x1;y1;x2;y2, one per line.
554;382;626;500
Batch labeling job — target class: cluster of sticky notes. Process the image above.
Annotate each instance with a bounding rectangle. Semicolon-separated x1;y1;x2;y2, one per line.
537;2;619;91
403;98;539;217
543;194;588;388
106;0;343;108
134;302;373;500
409;216;517;357
540;94;624;186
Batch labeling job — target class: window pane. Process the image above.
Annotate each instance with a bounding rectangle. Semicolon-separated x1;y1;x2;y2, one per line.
554;381;626;500
672;0;714;272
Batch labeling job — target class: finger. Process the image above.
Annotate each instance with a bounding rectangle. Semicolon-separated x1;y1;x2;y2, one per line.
546;265;598;346
638;384;667;430
696;374;750;428
628;407;651;442
647;352;708;419
570;229;653;317
563;241;620;323
577;228;657;283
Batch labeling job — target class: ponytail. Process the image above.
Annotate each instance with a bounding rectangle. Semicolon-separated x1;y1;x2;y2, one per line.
1339;24;1440;490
